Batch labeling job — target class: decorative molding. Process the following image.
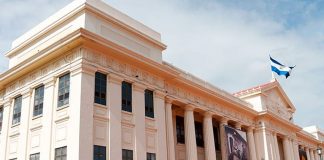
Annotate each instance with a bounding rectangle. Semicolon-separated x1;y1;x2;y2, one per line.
3;48;82;99
83;47;164;89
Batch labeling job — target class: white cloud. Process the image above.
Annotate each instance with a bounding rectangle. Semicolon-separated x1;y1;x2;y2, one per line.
0;0;323;128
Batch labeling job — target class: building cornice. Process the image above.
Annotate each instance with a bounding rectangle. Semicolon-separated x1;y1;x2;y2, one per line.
258;111;301;132
297;130;322;146
0;29;84;91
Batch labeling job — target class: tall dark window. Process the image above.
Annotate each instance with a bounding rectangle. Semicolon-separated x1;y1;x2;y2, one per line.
122;149;133;160
195;121;204;147
213;126;221;150
33;85;44;117
145;90;154;118
176;116;185;144
12;96;22;125
0;106;3;132
122;82;132;112
58;73;70;108
55;146;67;160
94;145;106;160
94;72;107;105
30;153;40;160
147;153;156;160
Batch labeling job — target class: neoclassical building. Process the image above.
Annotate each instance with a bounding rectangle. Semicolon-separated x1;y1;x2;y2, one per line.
0;0;323;160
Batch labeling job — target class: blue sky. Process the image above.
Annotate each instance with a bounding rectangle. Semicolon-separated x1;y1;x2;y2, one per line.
0;0;323;129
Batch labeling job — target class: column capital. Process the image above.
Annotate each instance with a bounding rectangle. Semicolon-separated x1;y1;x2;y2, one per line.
44;77;56;88
247;126;255;132
185;104;195;111
21;88;32;98
133;82;146;92
108;74;123;85
220;117;228;125
165;96;174;104
154;90;166;99
270;131;277;136
3;98;13;107
203;111;213;118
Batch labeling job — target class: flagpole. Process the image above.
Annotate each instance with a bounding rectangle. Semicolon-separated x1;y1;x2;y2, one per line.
271;71;275;82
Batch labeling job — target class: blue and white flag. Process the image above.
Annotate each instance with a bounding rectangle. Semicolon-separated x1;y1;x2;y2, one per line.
270;56;295;78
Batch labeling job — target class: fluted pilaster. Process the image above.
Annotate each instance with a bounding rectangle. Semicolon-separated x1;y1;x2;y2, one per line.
165;97;176;160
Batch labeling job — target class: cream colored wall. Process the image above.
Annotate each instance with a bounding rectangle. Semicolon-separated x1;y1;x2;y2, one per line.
0;48;83;160
84;12;163;63
241;95;263;112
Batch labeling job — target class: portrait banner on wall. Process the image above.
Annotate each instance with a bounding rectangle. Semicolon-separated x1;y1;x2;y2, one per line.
224;125;249;160
299;149;308;160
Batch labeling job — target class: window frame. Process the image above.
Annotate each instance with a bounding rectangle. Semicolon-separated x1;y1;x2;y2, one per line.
30;152;40;160
55;146;67;160
213;126;221;151
12;96;22;125
57;73;70;108
147;152;156;160
94;72;107;106
122;149;133;160
94;145;106;160
176;116;185;144
33;85;44;117
145;89;154;118
195;121;204;147
121;81;132;112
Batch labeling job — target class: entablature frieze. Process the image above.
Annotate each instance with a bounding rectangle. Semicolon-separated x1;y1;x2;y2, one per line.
82;47;165;90
2;47;83;100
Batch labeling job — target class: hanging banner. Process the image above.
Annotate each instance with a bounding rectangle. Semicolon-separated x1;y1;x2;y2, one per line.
224;125;249;160
299;149;308;160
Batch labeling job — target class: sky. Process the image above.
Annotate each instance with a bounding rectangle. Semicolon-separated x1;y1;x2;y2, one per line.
0;0;323;129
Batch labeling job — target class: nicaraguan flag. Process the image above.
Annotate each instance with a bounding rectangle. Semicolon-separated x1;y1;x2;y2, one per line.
270;56;295;78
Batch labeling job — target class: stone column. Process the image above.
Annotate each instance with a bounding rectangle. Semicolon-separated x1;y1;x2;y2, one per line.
154;91;167;160
108;74;123;160
288;139;295;160
184;104;198;160
165;97;176;160
40;78;56;160
219;117;228;160
306;147;311;160
269;132;276;160
309;148;315;160
0;99;12;160
68;65;95;160
292;140;300;160
18;89;32;160
247;127;257;160
133;83;146;160
272;133;280;160
283;136;291;160
203;112;216;160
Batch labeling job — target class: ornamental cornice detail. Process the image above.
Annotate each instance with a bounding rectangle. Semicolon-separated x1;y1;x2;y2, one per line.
3;48;82;98
165;82;254;125
82;48;164;90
